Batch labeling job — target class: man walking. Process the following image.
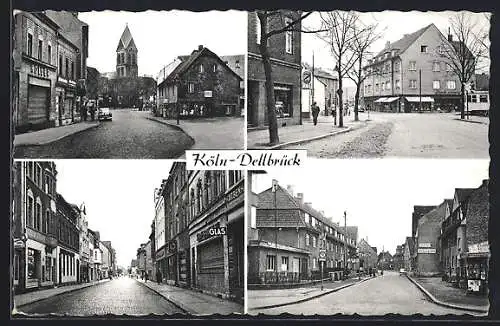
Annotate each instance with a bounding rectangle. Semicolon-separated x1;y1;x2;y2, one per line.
311;102;320;126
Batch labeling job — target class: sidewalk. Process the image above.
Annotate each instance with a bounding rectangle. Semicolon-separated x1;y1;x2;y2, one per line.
14;121;100;146
407;275;489;313
13;279;110;309
247;115;367;149
136;279;243;315
147;115;244;150
248;276;373;310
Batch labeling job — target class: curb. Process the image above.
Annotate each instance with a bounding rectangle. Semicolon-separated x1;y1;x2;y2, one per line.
14;279;110;309
454;118;487;125
146;116;196;146
405;275;488;313
14;123;100;147
135;280;192;315
251;277;374;310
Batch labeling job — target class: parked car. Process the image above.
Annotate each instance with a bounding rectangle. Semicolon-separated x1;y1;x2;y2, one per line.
358;106;365;112
98;107;112;121
399;268;407;276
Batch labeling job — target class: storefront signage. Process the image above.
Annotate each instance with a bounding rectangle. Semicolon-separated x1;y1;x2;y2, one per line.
30;63;50;78
468;241;489;254
167;241;177;254
197;226;226;242
225;183;244;204
417;248;436;254
204;91;213;98
419;243;432;248
156;248;166;260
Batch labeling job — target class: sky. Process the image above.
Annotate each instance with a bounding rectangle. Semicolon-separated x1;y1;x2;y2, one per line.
302;11;491;89
54;160;173;268
252;159;489;255
78;10;246;77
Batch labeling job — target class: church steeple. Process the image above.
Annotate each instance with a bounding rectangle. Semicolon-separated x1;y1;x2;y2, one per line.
116;24;138;78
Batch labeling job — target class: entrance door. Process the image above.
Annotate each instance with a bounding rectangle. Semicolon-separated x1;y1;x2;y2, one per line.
300;258;308;280
28;85;49;126
247;81;258;126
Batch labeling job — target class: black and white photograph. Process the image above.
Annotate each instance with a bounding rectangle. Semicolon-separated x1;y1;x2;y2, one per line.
12;10;246;159
247;10;490;159
11;160;244;316
247;159;489;315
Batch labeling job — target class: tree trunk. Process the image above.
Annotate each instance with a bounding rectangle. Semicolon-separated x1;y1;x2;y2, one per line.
460;82;465;120
338;69;344;128
354;83;360;122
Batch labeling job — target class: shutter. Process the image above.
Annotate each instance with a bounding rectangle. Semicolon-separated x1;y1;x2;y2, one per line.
28;85;49;124
198;237;224;274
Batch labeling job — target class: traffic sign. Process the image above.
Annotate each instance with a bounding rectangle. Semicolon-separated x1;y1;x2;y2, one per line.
319;250;326;261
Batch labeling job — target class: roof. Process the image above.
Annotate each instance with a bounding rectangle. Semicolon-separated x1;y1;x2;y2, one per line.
445;199;454;212
117;25;137;51
257;185;300;210
413;205;437;217
456;188;475;205
160;46;242;86
302;62;338;80
376;24;433;58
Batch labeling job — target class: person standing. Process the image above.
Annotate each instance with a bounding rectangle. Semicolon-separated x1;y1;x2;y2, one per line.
311;102;320;126
156;269;162;285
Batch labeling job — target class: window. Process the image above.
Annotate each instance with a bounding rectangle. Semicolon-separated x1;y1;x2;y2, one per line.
199;64;204;73
433;62;440;72
409;80;417;89
27;33;33;56
59;55;63;75
47;45;52;64
304;213;310;224
35;200;41;231
250;206;256;228
447;80;456;89
433;80;441;89
266;255;276;271
446;63;452;72
281;257;289;271
71;61;75;80
375;84;379;93
27;193;34;227
382;83;385;91
38;40;43;60
394;61;400;72
65;58;69;79
312;236;317;248
212;64;217;72
409;61;416;71
255;12;261;44
386;81;391;90
420;45;428;53
480;94;488;103
312;218;316;227
395;80;401;89
312;257;317;269
285;18;293;54
305;234;310;246
188;83;195;93
235;60;240;69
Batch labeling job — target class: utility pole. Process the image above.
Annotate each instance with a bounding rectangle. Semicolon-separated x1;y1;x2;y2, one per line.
272;180;278;283
344;211;347;280
419;69;422;113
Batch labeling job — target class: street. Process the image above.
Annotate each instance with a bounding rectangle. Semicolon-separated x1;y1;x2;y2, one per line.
255;271;484;316
16;277;184;316
14;110;194;159
288;112;488;158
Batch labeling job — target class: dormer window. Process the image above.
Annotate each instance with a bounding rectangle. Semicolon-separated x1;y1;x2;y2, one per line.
421;45;428;53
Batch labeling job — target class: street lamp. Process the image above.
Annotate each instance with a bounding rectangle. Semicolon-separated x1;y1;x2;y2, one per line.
272;180;278;283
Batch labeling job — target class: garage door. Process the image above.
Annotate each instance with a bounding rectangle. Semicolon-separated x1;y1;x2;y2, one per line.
28;85;49;124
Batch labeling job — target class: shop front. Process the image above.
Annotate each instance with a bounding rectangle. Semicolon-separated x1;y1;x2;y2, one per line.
404;96;434;112
465;241;489;295
155;246;167;283
165;240;178;285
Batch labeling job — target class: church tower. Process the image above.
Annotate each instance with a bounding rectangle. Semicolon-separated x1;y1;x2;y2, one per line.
116;24;138;78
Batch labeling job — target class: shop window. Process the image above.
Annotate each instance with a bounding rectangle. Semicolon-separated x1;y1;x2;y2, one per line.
266;255;276;271
281;256;289;271
27;248;37;280
274;85;292;117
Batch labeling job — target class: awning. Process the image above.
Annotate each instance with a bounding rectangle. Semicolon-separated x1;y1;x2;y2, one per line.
384;97;399;103
405;96;434;103
374;97;387;103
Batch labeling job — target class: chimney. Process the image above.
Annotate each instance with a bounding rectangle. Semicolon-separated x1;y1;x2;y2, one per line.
286;185;295;196
448;28;453;42
198;45;204;51
295;193;304;206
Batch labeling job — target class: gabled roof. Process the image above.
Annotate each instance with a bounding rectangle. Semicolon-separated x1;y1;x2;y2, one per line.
456;188;475;205
376;24;434;57
413;205;437;217
445;199;454;213
161;46;242;86
302;62;338;80
117;25;137;51
257;184;300;209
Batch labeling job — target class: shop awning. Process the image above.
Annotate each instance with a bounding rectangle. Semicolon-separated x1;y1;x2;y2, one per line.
405;96;434;103
384;97;399;103
374;97;387;103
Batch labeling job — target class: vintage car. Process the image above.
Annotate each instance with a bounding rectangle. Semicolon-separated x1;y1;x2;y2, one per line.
98;107;113;121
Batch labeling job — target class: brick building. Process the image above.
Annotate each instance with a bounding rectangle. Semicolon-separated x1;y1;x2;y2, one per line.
247;11;302;127
248;180;358;286
362;24;464;113
156;46;242;118
13;161;58;293
357;238;378;271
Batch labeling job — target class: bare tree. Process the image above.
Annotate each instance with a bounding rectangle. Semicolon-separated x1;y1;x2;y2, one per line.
255;11;323;145
319;11;361;128
346;21;383;122
439;12;489;119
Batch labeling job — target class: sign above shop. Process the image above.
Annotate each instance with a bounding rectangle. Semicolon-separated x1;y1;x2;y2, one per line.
225;183;244;204
167;241;177;253
417;248;436;254
468;241;489;254
419;242;432;248
197;226;226;242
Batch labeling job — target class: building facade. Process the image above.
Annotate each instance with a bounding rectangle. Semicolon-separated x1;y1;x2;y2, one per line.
248;180;357;286
76;203;90;282
357;238;378;272
221;54;246;115
55;193;80;285
247;11;302;127
55;34;79;126
301;64;339;118
13;162;58;293
362;24;463;113
156;46;242;119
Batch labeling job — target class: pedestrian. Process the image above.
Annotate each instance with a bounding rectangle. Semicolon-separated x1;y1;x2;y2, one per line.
311;102;320;126
332;107;337;126
90;105;96;121
145;273;149;283
156;269;162;285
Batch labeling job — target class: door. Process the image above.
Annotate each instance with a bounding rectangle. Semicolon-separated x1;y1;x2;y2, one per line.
292;258;300;273
28;85;50;125
301;258;308;280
